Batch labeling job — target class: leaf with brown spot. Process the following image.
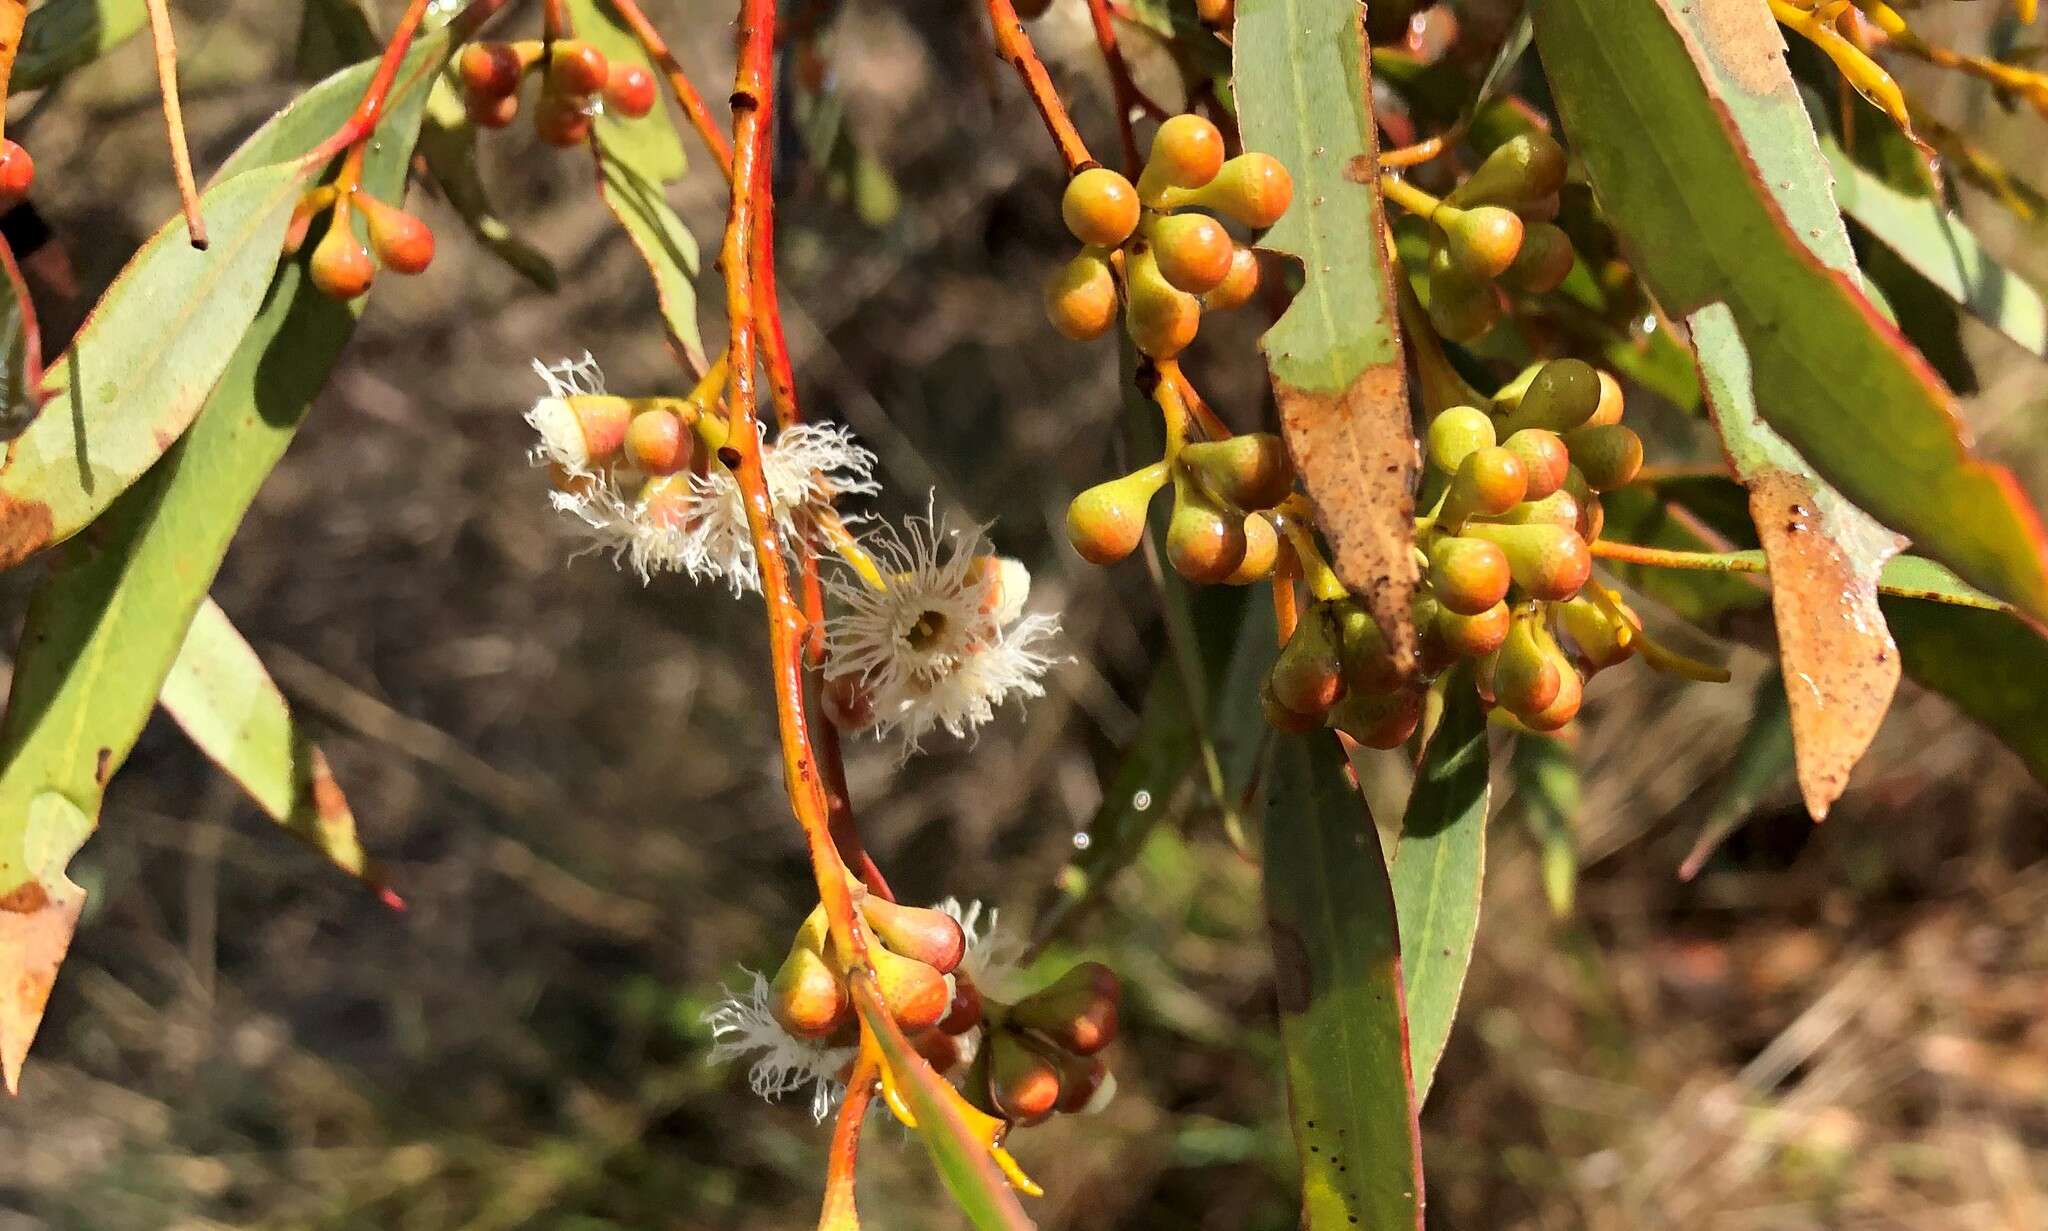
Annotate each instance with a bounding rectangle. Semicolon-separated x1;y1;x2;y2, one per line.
1264;732;1423;1230
159;599;392;896
1534;0;2048;628
1542;0;1912;819
1235;0;1417;670
0;792;89;1094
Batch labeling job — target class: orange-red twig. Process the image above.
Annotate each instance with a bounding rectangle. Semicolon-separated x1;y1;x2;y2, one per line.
718;0;865;965
310;0;438;164
606;0;737;179
984;0;1095;174
143;0;207;247
819;1049;880;1229
1082;0;1166;175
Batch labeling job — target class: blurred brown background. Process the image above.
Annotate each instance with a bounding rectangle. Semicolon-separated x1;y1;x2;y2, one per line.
0;2;2044;1228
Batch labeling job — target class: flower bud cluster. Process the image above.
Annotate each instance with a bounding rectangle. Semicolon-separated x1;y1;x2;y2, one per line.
457;37;657;145
1066;430;1296;587
1266;358;1644;736
290;180;437;301
1043;115;1292;357
1419;131;1575;341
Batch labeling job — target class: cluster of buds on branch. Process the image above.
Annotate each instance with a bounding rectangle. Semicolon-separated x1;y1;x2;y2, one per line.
458;36;656;142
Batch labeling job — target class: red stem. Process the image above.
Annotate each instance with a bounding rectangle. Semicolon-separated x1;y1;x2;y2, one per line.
607;0;738;179
984;0;1095;174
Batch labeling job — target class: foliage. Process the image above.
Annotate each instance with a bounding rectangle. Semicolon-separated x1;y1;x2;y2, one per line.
1;0;2044;1227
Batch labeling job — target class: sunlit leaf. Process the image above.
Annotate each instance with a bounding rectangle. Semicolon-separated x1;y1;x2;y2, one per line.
595;141;706;371
1265;733;1424;1230
1533;0;2048;627
0;22;455;1093
1236;0;1419;668
1510;735;1579;919
0;160;308;570
160;599;390;894
1392;669;1489;1102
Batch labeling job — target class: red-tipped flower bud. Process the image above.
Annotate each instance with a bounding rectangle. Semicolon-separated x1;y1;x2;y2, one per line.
604;62;658;118
1011;961;1120;1055
1061;167;1141;247
355;193;435;275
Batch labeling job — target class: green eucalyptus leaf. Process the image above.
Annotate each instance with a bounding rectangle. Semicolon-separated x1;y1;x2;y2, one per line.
1392;670;1489;1103
1265;733;1424;1231
160;599;390;892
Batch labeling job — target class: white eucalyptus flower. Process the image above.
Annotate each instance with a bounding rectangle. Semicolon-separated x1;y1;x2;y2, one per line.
704;970;857;1122
525;353;610;471
824;510;1062;754
682;422;879;595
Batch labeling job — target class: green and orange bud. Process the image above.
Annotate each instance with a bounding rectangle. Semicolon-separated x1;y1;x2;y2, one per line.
1203;245;1261;312
356;193;434;275
624;408;689;475
939;969;984;1035
862;896;967;975
1165;475;1247;584
1263;680;1326;733
869;943;953;1033
534;93;594;146
1044;249;1119;341
1441;204;1525;281
1427;406;1496;475
1495;358;1601;434
604;62;658;118
1329;686;1423;749
309;202;374;300
1479;488;1581;532
1488;609;1563;716
1563;423;1643;491
1270;606;1345;717
1429;535;1513;615
1557;594;1636;674
1435;600;1512;658
987;1030;1064;1125
1447;130;1568;210
1502;429;1571;501
1061;167;1142;247
1503;222;1575;294
1223;511;1280;584
1012;961;1120;1055
1148;212;1236;294
1066;463;1168;565
1463;521;1593;602
548;40;610;97
1125;248;1202;359
1520;660;1584;732
1163;152;1294;228
1335;602;1402;695
1054;1051;1114;1115
467;90;520;129
1426;253;1503;342
458;42;525;100
1140;114;1227;200
1439;445;1528;529
1586;370;1626;427
1181;433;1295;510
1195;0;1236;24
771;912;851;1040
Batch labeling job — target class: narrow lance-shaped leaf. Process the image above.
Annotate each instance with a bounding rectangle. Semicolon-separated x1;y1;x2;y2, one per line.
595;146;707;372
0;20;460;1093
159;599;392;897
1531;0;2048;628
1568;0;1901;819
1391;670;1490;1103
1265;733;1424;1231
1510;735;1579;919
0;159;310;570
1235;0;1418;669
1820;133;2047;359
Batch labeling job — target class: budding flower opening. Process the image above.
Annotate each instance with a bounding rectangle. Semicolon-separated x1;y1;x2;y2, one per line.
524;355;879;591
825;508;1063;756
704;970;857;1122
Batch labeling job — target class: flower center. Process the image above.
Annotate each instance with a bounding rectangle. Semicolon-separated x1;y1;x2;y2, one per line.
904;608;950;653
